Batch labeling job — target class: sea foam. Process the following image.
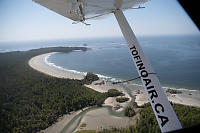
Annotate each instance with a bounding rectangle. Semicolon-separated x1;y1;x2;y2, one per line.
44;52;199;92
44;53;119;82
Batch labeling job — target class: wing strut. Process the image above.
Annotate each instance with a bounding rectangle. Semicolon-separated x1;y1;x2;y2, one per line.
114;10;182;133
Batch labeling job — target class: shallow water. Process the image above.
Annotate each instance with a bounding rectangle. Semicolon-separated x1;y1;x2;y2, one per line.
60;82;135;133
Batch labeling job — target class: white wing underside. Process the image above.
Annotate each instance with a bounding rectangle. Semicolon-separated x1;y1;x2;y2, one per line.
33;0;148;21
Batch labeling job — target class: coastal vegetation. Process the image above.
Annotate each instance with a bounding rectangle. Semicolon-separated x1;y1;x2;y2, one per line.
132;101;138;108
0;47;107;133
80;123;87;128
76;130;96;133
107;89;124;97
82;72;99;85
116;97;129;103
124;106;135;117
166;88;182;94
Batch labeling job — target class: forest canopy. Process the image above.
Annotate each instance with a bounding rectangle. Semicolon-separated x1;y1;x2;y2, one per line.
0;47;107;133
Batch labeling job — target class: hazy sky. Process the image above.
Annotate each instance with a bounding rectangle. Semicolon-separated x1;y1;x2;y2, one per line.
0;0;199;42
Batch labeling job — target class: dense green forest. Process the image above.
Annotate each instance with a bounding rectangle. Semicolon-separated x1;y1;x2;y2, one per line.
0;47;107;133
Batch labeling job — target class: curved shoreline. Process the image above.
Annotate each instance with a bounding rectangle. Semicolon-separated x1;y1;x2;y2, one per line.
28;52;134;133
28;52;200;132
28;52;84;80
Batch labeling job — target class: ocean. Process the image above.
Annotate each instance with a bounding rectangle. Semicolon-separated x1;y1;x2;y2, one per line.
1;35;200;90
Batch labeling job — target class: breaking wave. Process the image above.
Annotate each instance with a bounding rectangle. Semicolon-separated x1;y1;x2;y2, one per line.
44;53;198;92
44;53;121;82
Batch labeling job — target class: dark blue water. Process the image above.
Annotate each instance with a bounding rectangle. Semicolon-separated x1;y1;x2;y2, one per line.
1;35;200;90
0;37;124;52
47;35;200;90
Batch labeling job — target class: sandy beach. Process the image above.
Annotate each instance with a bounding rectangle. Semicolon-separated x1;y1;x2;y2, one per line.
40;110;83;133
28;52;84;80
86;80;132;112
29;52;132;111
29;52;200;133
133;87;200;107
29;52;134;133
75;107;134;132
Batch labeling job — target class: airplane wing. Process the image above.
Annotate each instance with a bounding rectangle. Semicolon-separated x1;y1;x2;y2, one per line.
33;0;149;21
